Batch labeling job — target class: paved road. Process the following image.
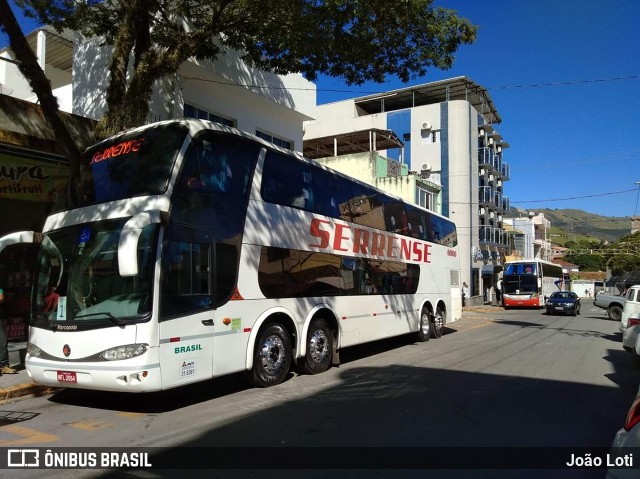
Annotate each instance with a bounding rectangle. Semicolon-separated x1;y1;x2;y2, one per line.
0;302;637;478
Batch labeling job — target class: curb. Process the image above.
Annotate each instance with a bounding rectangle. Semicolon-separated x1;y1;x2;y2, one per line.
0;382;59;404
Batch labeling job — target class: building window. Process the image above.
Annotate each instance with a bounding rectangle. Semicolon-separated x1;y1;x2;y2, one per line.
183;103;235;128
417;186;431;210
256;130;292;150
403;133;411;142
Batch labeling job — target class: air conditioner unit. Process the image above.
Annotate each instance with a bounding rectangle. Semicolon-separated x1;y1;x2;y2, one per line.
420;162;432;179
421;122;432;131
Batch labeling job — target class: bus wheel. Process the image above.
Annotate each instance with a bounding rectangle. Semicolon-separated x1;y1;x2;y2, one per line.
249;323;292;387
415;309;431;342
432;306;445;339
302;318;333;375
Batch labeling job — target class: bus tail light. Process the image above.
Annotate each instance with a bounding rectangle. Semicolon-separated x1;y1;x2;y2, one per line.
624;396;640;431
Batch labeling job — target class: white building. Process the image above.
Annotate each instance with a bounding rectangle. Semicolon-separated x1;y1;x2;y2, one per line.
0;27;316;152
505;212;552;261
304;77;510;300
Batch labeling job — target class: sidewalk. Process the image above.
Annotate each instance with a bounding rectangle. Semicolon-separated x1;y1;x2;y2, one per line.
0;341;58;404
463;304;504;314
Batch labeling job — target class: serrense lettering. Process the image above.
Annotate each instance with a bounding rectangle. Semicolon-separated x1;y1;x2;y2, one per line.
309;218;432;263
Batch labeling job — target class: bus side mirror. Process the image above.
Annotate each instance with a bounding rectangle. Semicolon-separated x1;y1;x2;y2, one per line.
0;231;64;286
118;210;166;277
0;231;36;255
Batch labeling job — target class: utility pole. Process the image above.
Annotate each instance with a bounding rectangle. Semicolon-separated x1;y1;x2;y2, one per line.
633;182;640;234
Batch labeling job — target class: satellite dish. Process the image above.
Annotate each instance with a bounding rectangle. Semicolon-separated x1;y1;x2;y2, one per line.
0;83;14;96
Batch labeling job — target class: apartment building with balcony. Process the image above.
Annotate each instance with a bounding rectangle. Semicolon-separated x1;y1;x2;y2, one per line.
504;212;552;261
304;77;510;299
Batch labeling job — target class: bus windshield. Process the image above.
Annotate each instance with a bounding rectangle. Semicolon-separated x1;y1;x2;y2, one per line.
504;262;536;275
502;275;538;294
54;123;188;212
31;219;157;328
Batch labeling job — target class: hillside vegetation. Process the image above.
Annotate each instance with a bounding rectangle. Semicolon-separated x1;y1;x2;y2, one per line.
510;208;632;245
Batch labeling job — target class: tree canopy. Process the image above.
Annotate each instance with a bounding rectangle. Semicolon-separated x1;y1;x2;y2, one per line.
13;0;477;137
1;0;477;204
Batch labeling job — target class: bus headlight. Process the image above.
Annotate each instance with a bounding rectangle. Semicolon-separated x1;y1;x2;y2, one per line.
100;344;149;361
27;342;42;357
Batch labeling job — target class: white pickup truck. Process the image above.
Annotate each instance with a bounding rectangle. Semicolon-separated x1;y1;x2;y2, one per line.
593;290;627;321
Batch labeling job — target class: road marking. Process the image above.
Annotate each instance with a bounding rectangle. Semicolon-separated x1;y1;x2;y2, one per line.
0;425;58;445
70;420;114;431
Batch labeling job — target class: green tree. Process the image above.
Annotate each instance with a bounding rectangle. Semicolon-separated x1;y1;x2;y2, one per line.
9;0;477;140
605;232;640;276
565;239;607;271
0;0;84;184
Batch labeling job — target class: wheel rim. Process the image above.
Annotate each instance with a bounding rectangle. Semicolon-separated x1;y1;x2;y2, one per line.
309;329;329;364
421;312;431;336
259;335;286;374
434;311;444;333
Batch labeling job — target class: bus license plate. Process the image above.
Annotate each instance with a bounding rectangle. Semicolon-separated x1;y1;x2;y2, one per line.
57;371;77;383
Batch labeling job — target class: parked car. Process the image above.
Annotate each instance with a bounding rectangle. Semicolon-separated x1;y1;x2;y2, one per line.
594;289;626;321
608;385;640;478
544;291;581;316
622;313;640;356
620;285;640;333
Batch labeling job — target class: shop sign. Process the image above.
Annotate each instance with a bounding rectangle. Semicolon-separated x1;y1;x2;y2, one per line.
0;154;70;203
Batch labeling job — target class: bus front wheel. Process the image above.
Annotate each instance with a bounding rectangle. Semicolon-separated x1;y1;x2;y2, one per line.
301;318;333;375
248;323;292;387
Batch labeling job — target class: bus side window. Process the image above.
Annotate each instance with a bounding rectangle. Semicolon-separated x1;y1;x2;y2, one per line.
160;238;212;319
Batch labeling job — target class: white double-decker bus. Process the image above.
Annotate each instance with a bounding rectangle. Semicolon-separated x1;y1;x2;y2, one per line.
0;119;461;392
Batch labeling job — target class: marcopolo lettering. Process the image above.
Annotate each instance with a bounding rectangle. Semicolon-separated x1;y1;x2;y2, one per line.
174;344;203;354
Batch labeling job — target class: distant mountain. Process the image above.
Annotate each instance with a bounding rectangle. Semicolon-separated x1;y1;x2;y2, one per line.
508;208;632;244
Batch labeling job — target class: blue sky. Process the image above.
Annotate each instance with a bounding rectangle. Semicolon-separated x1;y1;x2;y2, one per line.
2;1;639;218
316;0;640;218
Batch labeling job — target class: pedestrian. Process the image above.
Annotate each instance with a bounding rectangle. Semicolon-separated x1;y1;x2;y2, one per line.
0;288;18;375
462;282;469;307
496;279;502;305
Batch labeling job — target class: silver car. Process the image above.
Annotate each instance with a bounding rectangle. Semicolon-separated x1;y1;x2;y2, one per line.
622;313;640;358
608;385;640;478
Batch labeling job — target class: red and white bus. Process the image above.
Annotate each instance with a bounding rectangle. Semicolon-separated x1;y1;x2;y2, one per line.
502;259;564;308
0;119;461;392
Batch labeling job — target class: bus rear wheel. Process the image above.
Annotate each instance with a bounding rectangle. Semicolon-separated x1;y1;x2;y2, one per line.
248;323;292;387
301;318;333;375
415;309;431;342
432;306;445;338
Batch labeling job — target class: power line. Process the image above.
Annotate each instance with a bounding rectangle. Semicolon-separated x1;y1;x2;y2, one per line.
488;75;640;90
509;188;637;204
181;73;640;95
